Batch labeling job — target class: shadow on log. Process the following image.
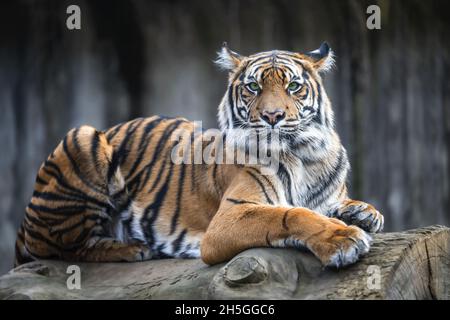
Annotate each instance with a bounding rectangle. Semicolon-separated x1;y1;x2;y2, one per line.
0;225;449;300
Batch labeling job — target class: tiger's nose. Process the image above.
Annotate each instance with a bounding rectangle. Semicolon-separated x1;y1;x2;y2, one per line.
261;110;286;126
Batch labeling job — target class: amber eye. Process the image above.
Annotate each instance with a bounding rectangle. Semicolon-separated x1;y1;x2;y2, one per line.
246;82;260;93
287;82;301;93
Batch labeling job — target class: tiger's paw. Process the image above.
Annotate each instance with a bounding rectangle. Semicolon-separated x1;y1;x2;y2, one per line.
336;200;384;233
308;223;372;268
123;243;153;262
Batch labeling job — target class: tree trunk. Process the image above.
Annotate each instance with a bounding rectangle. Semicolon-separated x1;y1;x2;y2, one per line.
0;225;449;300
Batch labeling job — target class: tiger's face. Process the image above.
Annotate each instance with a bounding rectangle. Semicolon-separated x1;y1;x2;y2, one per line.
217;42;335;151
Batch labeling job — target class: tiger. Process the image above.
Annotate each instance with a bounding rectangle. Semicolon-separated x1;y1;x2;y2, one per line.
15;42;384;269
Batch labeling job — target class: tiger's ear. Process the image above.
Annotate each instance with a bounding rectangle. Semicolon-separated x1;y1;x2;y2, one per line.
215;42;244;71
304;42;335;73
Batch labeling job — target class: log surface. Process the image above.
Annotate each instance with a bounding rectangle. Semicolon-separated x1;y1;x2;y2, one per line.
0;225;449;300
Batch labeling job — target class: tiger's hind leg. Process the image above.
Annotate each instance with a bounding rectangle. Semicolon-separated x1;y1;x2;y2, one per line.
76;237;152;262
55;126;153;262
18;125;153;265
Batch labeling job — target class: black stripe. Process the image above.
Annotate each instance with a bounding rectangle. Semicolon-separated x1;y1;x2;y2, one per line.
246;54;272;69
172;229;187;254
247;167;279;202
115;118;145;167
42;166;82;197
237;106;247;120
302;69;310;80
42;163;108;208
125;117;165;180
31;190;101;208
277;163;293;205
49;214;100;236
35;175;48;185
32;214;70;227
24;212;49;228
282;209;294;231
32;190;104;213
155;244;171;258
303;106;315;113
190;132;197;191
107;119;145;184
15;242;34;265
134;120;185;192
107;118;144;183
91;130;101;175
305;148;346;205
245;170;274;205
271;59;297;74
227;86;240;128
107;148;121;183
290;57;309;68
62;132;107;196
211;163;221;195
106;122;128;141
142;157;176;246
23;227;62;251
256;133;260;163
170;163;187;235
17;223;25;242
265;231;273;247
43;160;64;177
233;85;246;122
72;127;82;152
72;226;96;246
22;247;58;261
226;198;258;205
147;146;173;193
55;186;108;208
313;82;322;124
28;202;95;216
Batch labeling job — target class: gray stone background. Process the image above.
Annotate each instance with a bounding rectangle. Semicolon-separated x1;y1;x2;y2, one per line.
0;0;449;275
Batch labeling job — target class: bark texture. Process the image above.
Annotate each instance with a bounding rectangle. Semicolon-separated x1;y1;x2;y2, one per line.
0;225;448;300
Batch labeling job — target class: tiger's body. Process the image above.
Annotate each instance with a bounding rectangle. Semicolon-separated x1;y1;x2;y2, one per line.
15;43;383;268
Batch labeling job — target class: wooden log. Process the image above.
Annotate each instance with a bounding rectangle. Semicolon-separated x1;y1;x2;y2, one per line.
0;225;448;300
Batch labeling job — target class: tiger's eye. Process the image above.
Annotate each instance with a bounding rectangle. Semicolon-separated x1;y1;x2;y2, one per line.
247;82;260;92
288;82;301;92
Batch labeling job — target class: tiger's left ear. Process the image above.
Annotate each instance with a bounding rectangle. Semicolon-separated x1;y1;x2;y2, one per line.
304;42;335;73
215;42;244;71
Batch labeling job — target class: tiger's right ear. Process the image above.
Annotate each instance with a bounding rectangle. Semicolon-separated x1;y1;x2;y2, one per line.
215;42;243;71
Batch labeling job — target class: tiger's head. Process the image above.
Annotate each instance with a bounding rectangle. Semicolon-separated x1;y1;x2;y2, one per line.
216;42;336;154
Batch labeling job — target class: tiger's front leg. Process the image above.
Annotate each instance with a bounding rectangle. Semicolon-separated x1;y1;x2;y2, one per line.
334;199;384;233
201;203;371;268
201;171;372;268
